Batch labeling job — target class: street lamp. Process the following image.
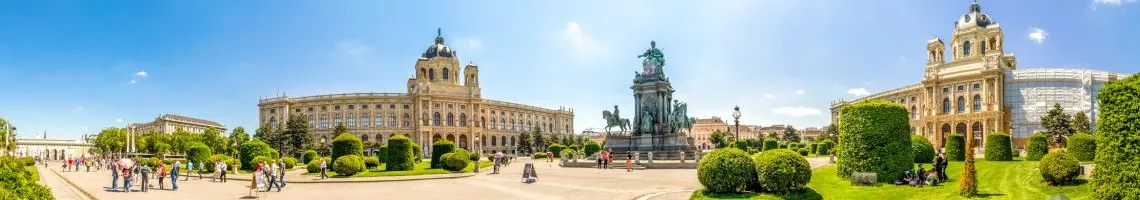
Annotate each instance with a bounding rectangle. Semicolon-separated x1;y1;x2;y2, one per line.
732;106;741;142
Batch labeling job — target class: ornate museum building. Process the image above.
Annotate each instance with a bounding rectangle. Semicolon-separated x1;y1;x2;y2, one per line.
829;2;1127;150
258;29;574;156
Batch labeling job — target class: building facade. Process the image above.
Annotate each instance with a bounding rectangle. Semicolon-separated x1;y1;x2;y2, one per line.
258;30;574;156
129;114;227;134
830;2;1127;150
689;117;760;150
15;138;93;160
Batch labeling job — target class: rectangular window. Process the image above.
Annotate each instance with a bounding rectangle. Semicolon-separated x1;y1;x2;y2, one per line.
308;107;314;112
973;83;981;89
461;105;466;110
957;85;964;91
295;108;301;113
390;105;396;109
270;109;275;113
911;97;916;102
404;105;410;109
434;103;440;108
348;105;355;109
362;105;368;109
376;104;382;109
335;105;341;110
448;104;453;109
943;87;949;93
322;106;328;111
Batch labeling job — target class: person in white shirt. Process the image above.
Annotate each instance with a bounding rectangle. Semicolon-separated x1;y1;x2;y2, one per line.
319;159;328;179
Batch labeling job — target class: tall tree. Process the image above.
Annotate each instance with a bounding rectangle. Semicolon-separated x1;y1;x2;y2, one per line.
1040;103;1073;147
1071;111;1091;134
532;127;545;150
280;114;314;158
170;127;195;154
333;123;348;135
228;127;250;156
783;125;800;142
94;127;127;155
201;127;227;154
517;130;533;154
825;123;839;143
710;130;728;148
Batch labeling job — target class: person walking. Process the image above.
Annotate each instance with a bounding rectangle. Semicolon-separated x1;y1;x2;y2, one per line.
186;161;194;181
263;162;281;192
278;160;287;188
157;163;167;190
110;164;119;190
937;153;949;181
494;151;503;174
122;166;132;193
319;159;328;179
171;160;180;190
140;164;151;192
220;161;228;182
198;161;205;179
625;153;633;172
85;159;91;172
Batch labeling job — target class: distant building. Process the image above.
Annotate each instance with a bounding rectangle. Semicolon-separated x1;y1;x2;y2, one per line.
690;117;760;150
15;132;93;160
129;114;227;134
580;128;607;144
797;127;826;142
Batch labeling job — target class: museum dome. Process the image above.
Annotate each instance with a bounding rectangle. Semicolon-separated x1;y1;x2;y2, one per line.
955;1;995;30
422;28;455;59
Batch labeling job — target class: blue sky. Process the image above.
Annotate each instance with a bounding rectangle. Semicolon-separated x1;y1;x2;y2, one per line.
1;0;1137;140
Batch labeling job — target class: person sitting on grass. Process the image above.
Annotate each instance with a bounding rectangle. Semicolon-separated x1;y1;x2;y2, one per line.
894;169;913;185
915;164;927;187
925;170;939;186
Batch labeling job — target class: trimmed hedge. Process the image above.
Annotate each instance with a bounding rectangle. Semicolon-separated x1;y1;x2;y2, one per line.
796;148;810;156
412;144;423;163
363;157;380;169
252;156;274;168
733;140;750;152
584;141;602;156
376;145;390;165
468;151;480;161
560;149;577;160
1068;133;1095;162
548;144;567;158
810;143;818;155
697;148;756;194
533;152;547;159
1092;75;1140;199
305;157;323;173
1040;151;1081;186
0;156;53;200
911;135;935;163
187;142;212;165
239;139;276;170
752;149;812;193
333;155;365;176
302;150;318;164
386;135;415;171
431;140;457;168
282;157;298;169
816;140;833;155
984;133;1013;161
440;152;469;172
1027;133;1049;161
945;134;966;161
836;100;914;182
762;139;779;151
331;133;364;162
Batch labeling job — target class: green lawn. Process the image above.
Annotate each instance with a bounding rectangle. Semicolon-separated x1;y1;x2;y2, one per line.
301;160;492;178
693;157;1090;200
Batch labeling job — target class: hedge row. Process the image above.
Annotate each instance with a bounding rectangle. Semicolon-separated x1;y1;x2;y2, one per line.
836;100;914;182
1092;75;1140;199
984;133;1013;161
1026;133;1049;161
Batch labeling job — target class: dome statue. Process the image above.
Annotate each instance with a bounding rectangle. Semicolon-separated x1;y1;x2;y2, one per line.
422;28;455;58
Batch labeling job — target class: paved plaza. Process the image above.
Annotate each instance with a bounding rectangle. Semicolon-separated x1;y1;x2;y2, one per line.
41;158;831;200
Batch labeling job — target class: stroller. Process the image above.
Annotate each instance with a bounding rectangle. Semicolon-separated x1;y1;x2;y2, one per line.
522;163;538;183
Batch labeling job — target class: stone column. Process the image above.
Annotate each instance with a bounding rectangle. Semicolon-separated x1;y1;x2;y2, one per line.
679;151;686;163
633;151;640;165
695;151;702;163
647;151;654;167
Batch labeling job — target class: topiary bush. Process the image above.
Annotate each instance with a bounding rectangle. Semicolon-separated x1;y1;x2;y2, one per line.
532;152;546;159
363;157;380;169
412;143;423;163
584;141;602;156
778;143;788;149
252;156;274;168
302;150;318;164
207;155;232;172
733;140;750;152
0;157;53;200
816;140;833;155
239;139;276;170
568;144;580;151
305;157;323;173
431;140;457;168
225;158;241;172
548;144;567;158
1092;75;1140;199
560;149;577;160
186;142;212;165
386;135;415;171
810;143;818;155
752;149;812;193
440;152;469;172
1027;133;1049;161
282;157;298;169
468;151;480;161
984;132;1013;161
836;100;914;182
762;139;779;151
1068;133;1095;162
1040;151;1081;186
376;145;389;165
945;134;966;161
331;133;364;162
698;148;756;194
796;148;810;156
912;135;935;163
333;155;365;176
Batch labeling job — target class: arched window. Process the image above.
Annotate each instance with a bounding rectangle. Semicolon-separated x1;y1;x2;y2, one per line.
334;114;342;127
911;106;917;119
347;113;356;128
320;115;329;128
402;113;411;127
942;98;951;114
442;68;450;80
502;136;507;146
432;112;441;126
479;117;485;128
376;134;383;143
420;68;426;78
957;96;966;113
361;134;368;142
549;124;554;132
446;113;455;126
481;135;487;146
422;113;430;126
989;38;998;50
491;136;497;146
375;113;383;128
309;115;315;129
956;123;967;134
269;117;277;130
500;118;506;130
459;114;467;127
973;95;982;111
361;113;370;127
510;119;516;131
391;113;399;127
490;117;497;130
963;41;972;56
428;68;435;81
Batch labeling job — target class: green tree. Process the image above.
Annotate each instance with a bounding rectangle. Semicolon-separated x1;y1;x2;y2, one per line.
532;127;545;149
825;123;838;143
169;127;197;154
517;130;533;154
709;130;728;148
1039;103;1072;147
333;122;348;135
279;114;313;158
94;127;128;155
1070;111;1091;135
201;128;227;155
783;125;800;142
228;127;250;155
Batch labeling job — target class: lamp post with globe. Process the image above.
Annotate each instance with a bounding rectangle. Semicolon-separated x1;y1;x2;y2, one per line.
732;106;742;142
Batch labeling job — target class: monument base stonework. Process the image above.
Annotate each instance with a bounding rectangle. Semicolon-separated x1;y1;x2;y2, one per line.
604;135;693;160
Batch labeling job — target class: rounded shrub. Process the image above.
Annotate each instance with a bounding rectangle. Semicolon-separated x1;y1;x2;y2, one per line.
333;155;365;176
440;152;469;172
187;142;213;165
796;148;810;156
1027;133;1049;161
732;140;750;152
752;149;812;193
762;139;779;151
282;157;298;169
412;144;423;163
584;141;602;156
697;148;756;194
430;140;457;168
252;156;274;168
778;143;788;149
548;144;567;158
532;152;546;159
945;134;966;161
207;155;232;172
568;144;580;151
302;150;318;164
139;157;159;167
810;143;818;155
468;151;480;161
1039;151;1081;186
363;157;380;169
984;132;1013;161
1092;75;1140;199
385;135;415;171
836;100;914;182
376;145;389;165
912;135;935;163
1068;133;1095;162
816;140;834;155
560;149;577;160
331;133;364;162
238;139;276;170
305;157;323;173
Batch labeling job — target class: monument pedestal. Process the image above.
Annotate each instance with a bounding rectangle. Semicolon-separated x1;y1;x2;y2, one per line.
604;135;693;160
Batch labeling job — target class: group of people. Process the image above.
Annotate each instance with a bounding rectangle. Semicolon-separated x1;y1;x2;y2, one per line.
594;149;633;172
893;152;950;187
62;157;95;172
490;150;516;174
252;159;288;192
107;158;237;193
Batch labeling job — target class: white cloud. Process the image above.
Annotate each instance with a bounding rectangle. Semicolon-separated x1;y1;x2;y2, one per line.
771;106;823;117
129;80;137;84
115;118;123;123
796;90;805;95
76;106;85;111
564;21;607;54
764;93;774;98
468;38;483;52
1094;0;1138;6
847;88;870;96
334;39;375;65
135;71;148;77
1028;27;1048;44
